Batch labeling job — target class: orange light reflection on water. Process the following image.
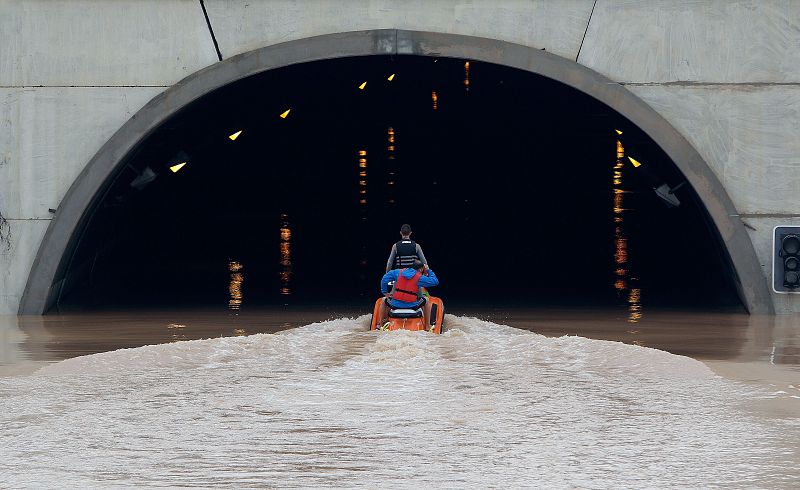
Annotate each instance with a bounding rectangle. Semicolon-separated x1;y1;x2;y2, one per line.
387;128;396;205
613;138;642;324
279;214;292;296
228;260;244;311
358;149;368;220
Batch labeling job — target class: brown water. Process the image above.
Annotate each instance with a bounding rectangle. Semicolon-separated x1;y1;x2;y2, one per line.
3;308;798;374
1;309;798;487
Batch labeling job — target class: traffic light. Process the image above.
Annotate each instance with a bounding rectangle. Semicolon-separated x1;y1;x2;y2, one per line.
773;226;800;293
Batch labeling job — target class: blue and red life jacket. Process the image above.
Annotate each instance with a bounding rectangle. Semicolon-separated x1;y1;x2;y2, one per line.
392;269;422;303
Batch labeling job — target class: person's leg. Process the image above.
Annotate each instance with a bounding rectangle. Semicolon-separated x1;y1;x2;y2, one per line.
378;299;390;329
422;299;432;329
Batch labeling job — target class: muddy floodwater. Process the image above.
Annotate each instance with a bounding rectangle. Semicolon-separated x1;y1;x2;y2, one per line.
1;309;798;488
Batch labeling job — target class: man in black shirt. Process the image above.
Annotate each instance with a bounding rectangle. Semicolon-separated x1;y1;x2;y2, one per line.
385;224;428;272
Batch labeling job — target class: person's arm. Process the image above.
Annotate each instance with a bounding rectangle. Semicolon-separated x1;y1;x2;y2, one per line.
416;244;428;266
418;269;439;288
381;270;398;295
386;244;397;272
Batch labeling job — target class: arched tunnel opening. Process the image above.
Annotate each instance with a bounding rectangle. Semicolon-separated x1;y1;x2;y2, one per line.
55;55;742;313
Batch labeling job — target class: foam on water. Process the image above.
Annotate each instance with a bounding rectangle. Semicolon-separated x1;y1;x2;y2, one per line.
1;315;797;488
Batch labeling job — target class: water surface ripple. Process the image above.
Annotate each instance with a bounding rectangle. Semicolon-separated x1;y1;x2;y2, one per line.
0;316;797;488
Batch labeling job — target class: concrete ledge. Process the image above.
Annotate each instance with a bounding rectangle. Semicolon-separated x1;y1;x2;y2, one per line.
203;0;595;62
18;29;774;314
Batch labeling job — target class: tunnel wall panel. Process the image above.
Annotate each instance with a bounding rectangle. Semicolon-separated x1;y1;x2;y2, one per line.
0;0;218;87
0;220;48;316
580;0;800;83
628;85;800;216
0;87;163;220
203;0;595;62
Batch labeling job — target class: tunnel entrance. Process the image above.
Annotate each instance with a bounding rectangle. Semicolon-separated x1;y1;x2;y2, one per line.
53;55;741;313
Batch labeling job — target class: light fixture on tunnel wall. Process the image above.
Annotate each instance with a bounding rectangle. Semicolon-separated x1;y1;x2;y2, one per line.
625;150;683;208
279;109;291;119
387;73;395;81
653;183;682;207
129;166;157;190
358;81;367;90
228;130;242;141
169;162;187;173
773;226;800;293
167;151;190;173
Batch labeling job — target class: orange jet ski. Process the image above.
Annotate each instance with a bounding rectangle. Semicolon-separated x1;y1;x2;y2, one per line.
369;293;446;334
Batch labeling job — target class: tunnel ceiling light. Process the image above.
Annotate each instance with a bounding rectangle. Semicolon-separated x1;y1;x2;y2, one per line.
228;130;243;141
280;109;291;119
169;161;187;173
387;73;395;81
164;150;190;175
628;156;642;167
615;129;623;135
359;81;367;90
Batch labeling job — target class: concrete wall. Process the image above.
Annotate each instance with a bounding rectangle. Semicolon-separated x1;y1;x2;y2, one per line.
579;0;800;313
1;0;798;313
0;0;217;313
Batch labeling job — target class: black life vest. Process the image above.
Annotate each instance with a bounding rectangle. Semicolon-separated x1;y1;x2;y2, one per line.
394;239;418;269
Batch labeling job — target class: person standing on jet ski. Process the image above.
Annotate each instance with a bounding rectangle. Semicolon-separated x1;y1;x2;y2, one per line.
379;260;439;321
385;224;428;272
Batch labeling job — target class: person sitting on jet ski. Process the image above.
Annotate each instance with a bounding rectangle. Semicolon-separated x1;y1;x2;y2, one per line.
385;223;428;273
379;260;439;321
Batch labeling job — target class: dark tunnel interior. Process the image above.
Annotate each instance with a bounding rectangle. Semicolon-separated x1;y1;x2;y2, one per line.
56;55;743;313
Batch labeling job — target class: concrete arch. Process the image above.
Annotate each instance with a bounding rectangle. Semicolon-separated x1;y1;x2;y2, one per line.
19;29;773;315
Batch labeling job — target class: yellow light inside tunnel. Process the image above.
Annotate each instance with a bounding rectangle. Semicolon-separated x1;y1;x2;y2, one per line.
628;156;642;168
387;73;395;81
615;129;623;135
279;109;291;119
359;81;367;90
169;162;187;173
228;130;242;141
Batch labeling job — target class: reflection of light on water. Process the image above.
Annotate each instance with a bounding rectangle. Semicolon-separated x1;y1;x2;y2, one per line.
431;90;438;110
279;214;292;296
612;138;642;324
358;150;368;219
357;148;370;271
167;322;188;341
228;260;244;310
628;288;642;323
464;61;470;91
233;328;247;336
387;127;396;205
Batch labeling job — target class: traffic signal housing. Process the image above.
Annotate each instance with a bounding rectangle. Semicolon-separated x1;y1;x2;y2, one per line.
773;226;800;293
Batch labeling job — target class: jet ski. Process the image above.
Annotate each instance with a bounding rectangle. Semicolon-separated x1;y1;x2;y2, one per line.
369;291;445;334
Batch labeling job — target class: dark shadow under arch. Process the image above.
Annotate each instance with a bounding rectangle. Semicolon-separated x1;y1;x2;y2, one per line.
19;29;773;314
